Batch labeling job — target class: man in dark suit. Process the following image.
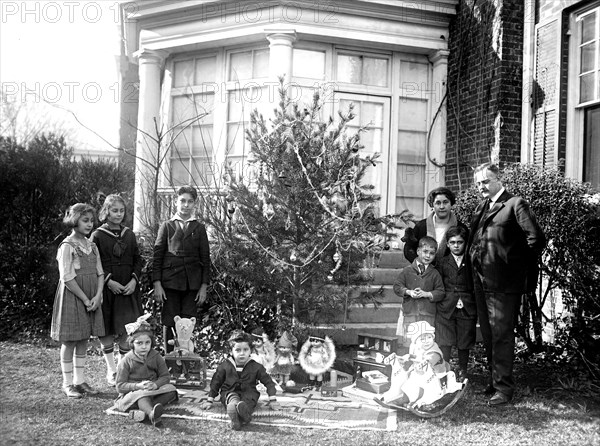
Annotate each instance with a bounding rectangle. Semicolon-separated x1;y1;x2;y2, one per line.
153;185;211;351
468;163;545;405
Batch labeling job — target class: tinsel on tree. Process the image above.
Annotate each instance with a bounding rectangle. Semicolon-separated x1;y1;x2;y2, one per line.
209;83;395;330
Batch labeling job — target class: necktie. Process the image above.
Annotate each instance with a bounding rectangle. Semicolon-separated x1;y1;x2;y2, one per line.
418;264;425;275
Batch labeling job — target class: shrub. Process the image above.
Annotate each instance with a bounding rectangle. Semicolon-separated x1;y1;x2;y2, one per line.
0;134;133;339
455;163;600;374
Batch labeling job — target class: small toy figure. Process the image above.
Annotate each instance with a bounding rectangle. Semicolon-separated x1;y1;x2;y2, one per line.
376;321;461;408
298;335;336;390
269;331;298;386
250;327;276;371
167;315;196;356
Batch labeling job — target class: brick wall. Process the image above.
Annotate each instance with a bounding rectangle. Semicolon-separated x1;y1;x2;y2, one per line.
445;0;524;190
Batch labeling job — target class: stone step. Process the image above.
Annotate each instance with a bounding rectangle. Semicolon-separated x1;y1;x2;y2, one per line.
368;268;403;285
353;285;402;304
377;250;409;269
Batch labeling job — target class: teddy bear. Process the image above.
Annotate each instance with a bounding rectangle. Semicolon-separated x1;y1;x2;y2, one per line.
168;315;196;356
298;335;336;391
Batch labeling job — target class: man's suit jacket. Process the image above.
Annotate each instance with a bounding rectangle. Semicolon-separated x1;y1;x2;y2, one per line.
468;191;545;294
152;219;210;291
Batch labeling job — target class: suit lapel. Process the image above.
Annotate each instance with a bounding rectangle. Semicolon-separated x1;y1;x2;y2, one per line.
183;220;198;238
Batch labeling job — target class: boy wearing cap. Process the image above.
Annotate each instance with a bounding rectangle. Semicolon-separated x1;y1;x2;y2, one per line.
200;330;280;430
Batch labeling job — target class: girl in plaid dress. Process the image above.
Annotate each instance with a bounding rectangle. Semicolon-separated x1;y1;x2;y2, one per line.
51;203;105;399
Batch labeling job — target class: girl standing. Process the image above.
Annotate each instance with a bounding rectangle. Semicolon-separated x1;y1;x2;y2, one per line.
115;315;178;426
91;195;143;386
51;203;105;398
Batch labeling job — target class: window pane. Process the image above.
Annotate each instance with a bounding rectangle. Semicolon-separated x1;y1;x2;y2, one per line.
293;49;325;79
172;96;198;123
253;49;270;78
337;54;362;84
195;56;217;84
580;72;596;103
172;127;192;156
397;131;426;163
400;61;429;90
227;123;247;155
581;12;597;43
171;158;190;186
174;59;194;88
581;43;596;73
363;57;388;87
192;125;213;156
396;164;425;198
361;129;382;153
399;98;428;131
396;196;424;217
362;102;384;127
230;51;252;80
584;106;600;188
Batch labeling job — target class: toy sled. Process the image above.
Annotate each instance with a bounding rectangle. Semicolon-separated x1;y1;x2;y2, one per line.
374;378;468;418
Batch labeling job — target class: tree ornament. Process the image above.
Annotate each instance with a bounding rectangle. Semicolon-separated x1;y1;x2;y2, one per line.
333;251;341;263
263;203;275;221
327;274;334;281
290;251;297;262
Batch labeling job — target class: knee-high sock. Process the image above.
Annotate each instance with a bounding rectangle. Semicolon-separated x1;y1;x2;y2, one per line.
102;345;117;374
73;341;87;385
60;344;74;387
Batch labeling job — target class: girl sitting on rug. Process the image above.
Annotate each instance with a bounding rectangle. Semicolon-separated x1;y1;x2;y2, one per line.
200;330;280;430
115;315;178;426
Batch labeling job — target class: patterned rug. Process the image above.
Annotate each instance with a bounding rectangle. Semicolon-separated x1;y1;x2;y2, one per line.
106;371;397;431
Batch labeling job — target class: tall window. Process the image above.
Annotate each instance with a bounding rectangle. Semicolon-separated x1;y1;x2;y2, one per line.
225;48;270;180
578;8;600;105
584;105;600;187
170;55;217;187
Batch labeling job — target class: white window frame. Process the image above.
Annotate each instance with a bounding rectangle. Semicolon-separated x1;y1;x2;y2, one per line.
566;3;600;181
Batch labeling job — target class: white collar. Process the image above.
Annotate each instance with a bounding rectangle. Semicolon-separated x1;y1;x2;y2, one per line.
170;215;197;223
489;187;505;207
451;253;463;266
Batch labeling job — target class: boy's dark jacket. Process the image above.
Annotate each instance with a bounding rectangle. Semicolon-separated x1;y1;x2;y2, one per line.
436;254;476;318
152;220;210;289
208;358;276;406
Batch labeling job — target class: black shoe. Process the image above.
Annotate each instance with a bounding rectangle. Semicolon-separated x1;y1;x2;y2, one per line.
489;392;511;406
75;382;99;395
227;402;241;430
62;385;83;399
237;401;252;425
149;403;164;426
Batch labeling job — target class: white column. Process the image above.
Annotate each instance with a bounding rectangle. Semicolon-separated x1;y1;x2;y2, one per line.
132;48;168;234
266;30;296;89
425;49;449;211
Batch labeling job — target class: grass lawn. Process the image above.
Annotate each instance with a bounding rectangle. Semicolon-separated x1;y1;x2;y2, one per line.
1;340;599;446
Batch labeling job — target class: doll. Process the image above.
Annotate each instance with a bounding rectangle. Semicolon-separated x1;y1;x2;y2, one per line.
375;321;460;408
298;335;336;390
250;327;275;371
269;331;297;387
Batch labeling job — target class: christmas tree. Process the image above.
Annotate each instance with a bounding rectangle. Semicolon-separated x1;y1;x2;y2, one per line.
208;82;395;331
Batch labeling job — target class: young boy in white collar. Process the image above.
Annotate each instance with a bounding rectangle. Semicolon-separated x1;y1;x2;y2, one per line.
435;226;476;382
393;236;445;347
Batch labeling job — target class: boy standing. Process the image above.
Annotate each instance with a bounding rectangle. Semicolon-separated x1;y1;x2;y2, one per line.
200;331;280;430
394;236;445;346
435;226;476;382
152;186;210;351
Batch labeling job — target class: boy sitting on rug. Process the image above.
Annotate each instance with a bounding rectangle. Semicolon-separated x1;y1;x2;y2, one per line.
200;330;281;430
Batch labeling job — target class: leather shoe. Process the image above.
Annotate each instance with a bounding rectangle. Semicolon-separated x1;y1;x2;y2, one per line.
75;382;99;395
488;392;511;406
62;384;82;399
149;403;164;427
